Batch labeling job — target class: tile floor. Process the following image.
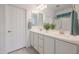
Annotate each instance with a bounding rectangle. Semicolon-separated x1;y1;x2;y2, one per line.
9;47;39;54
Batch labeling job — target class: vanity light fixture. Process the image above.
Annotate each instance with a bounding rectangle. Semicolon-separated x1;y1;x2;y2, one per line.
32;4;47;13
32;10;39;13
36;4;47;10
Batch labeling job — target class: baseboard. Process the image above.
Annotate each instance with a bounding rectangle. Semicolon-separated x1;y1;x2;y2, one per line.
8;46;26;54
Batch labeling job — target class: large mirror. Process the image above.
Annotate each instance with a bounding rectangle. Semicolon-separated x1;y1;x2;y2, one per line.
31;4;74;32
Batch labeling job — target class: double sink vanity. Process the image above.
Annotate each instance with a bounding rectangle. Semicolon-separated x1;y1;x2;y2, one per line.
30;27;79;54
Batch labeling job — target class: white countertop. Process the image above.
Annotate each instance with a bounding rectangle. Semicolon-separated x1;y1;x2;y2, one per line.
30;27;79;45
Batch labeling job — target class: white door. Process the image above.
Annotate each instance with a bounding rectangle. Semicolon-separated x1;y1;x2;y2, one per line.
6;5;26;53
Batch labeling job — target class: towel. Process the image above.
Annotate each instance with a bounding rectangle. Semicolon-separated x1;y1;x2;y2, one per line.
71;10;79;35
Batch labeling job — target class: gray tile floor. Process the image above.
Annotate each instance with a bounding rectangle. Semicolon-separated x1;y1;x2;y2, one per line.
9;47;39;54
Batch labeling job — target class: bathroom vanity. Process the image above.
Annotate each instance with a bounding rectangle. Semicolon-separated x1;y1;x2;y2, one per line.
30;28;79;54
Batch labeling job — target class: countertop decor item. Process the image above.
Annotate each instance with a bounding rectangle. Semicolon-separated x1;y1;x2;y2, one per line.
43;23;50;31
59;29;64;34
50;24;55;29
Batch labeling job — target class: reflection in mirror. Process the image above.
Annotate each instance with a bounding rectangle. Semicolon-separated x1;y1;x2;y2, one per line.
54;4;73;33
31;4;75;34
31;4;47;26
31;13;37;26
31;13;43;26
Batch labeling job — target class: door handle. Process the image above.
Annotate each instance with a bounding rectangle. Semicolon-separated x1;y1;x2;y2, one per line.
8;31;12;33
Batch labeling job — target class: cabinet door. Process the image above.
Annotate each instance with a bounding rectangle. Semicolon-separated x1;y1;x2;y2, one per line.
44;36;55;54
30;32;34;47
56;40;77;54
33;33;39;51
39;35;44;54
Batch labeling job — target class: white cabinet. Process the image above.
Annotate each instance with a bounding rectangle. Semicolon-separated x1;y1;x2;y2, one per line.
30;32;34;47
30;31;79;54
33;33;39;51
38;34;44;54
56;40;77;54
44;36;55;54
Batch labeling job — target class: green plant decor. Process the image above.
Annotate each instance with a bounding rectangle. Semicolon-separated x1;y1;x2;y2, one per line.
50;24;55;29
43;23;50;31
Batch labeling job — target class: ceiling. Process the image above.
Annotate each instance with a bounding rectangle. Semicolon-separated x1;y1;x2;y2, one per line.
13;4;73;11
13;4;38;10
47;4;73;11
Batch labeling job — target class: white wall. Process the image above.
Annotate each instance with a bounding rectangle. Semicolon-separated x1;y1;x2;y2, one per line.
25;9;32;47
